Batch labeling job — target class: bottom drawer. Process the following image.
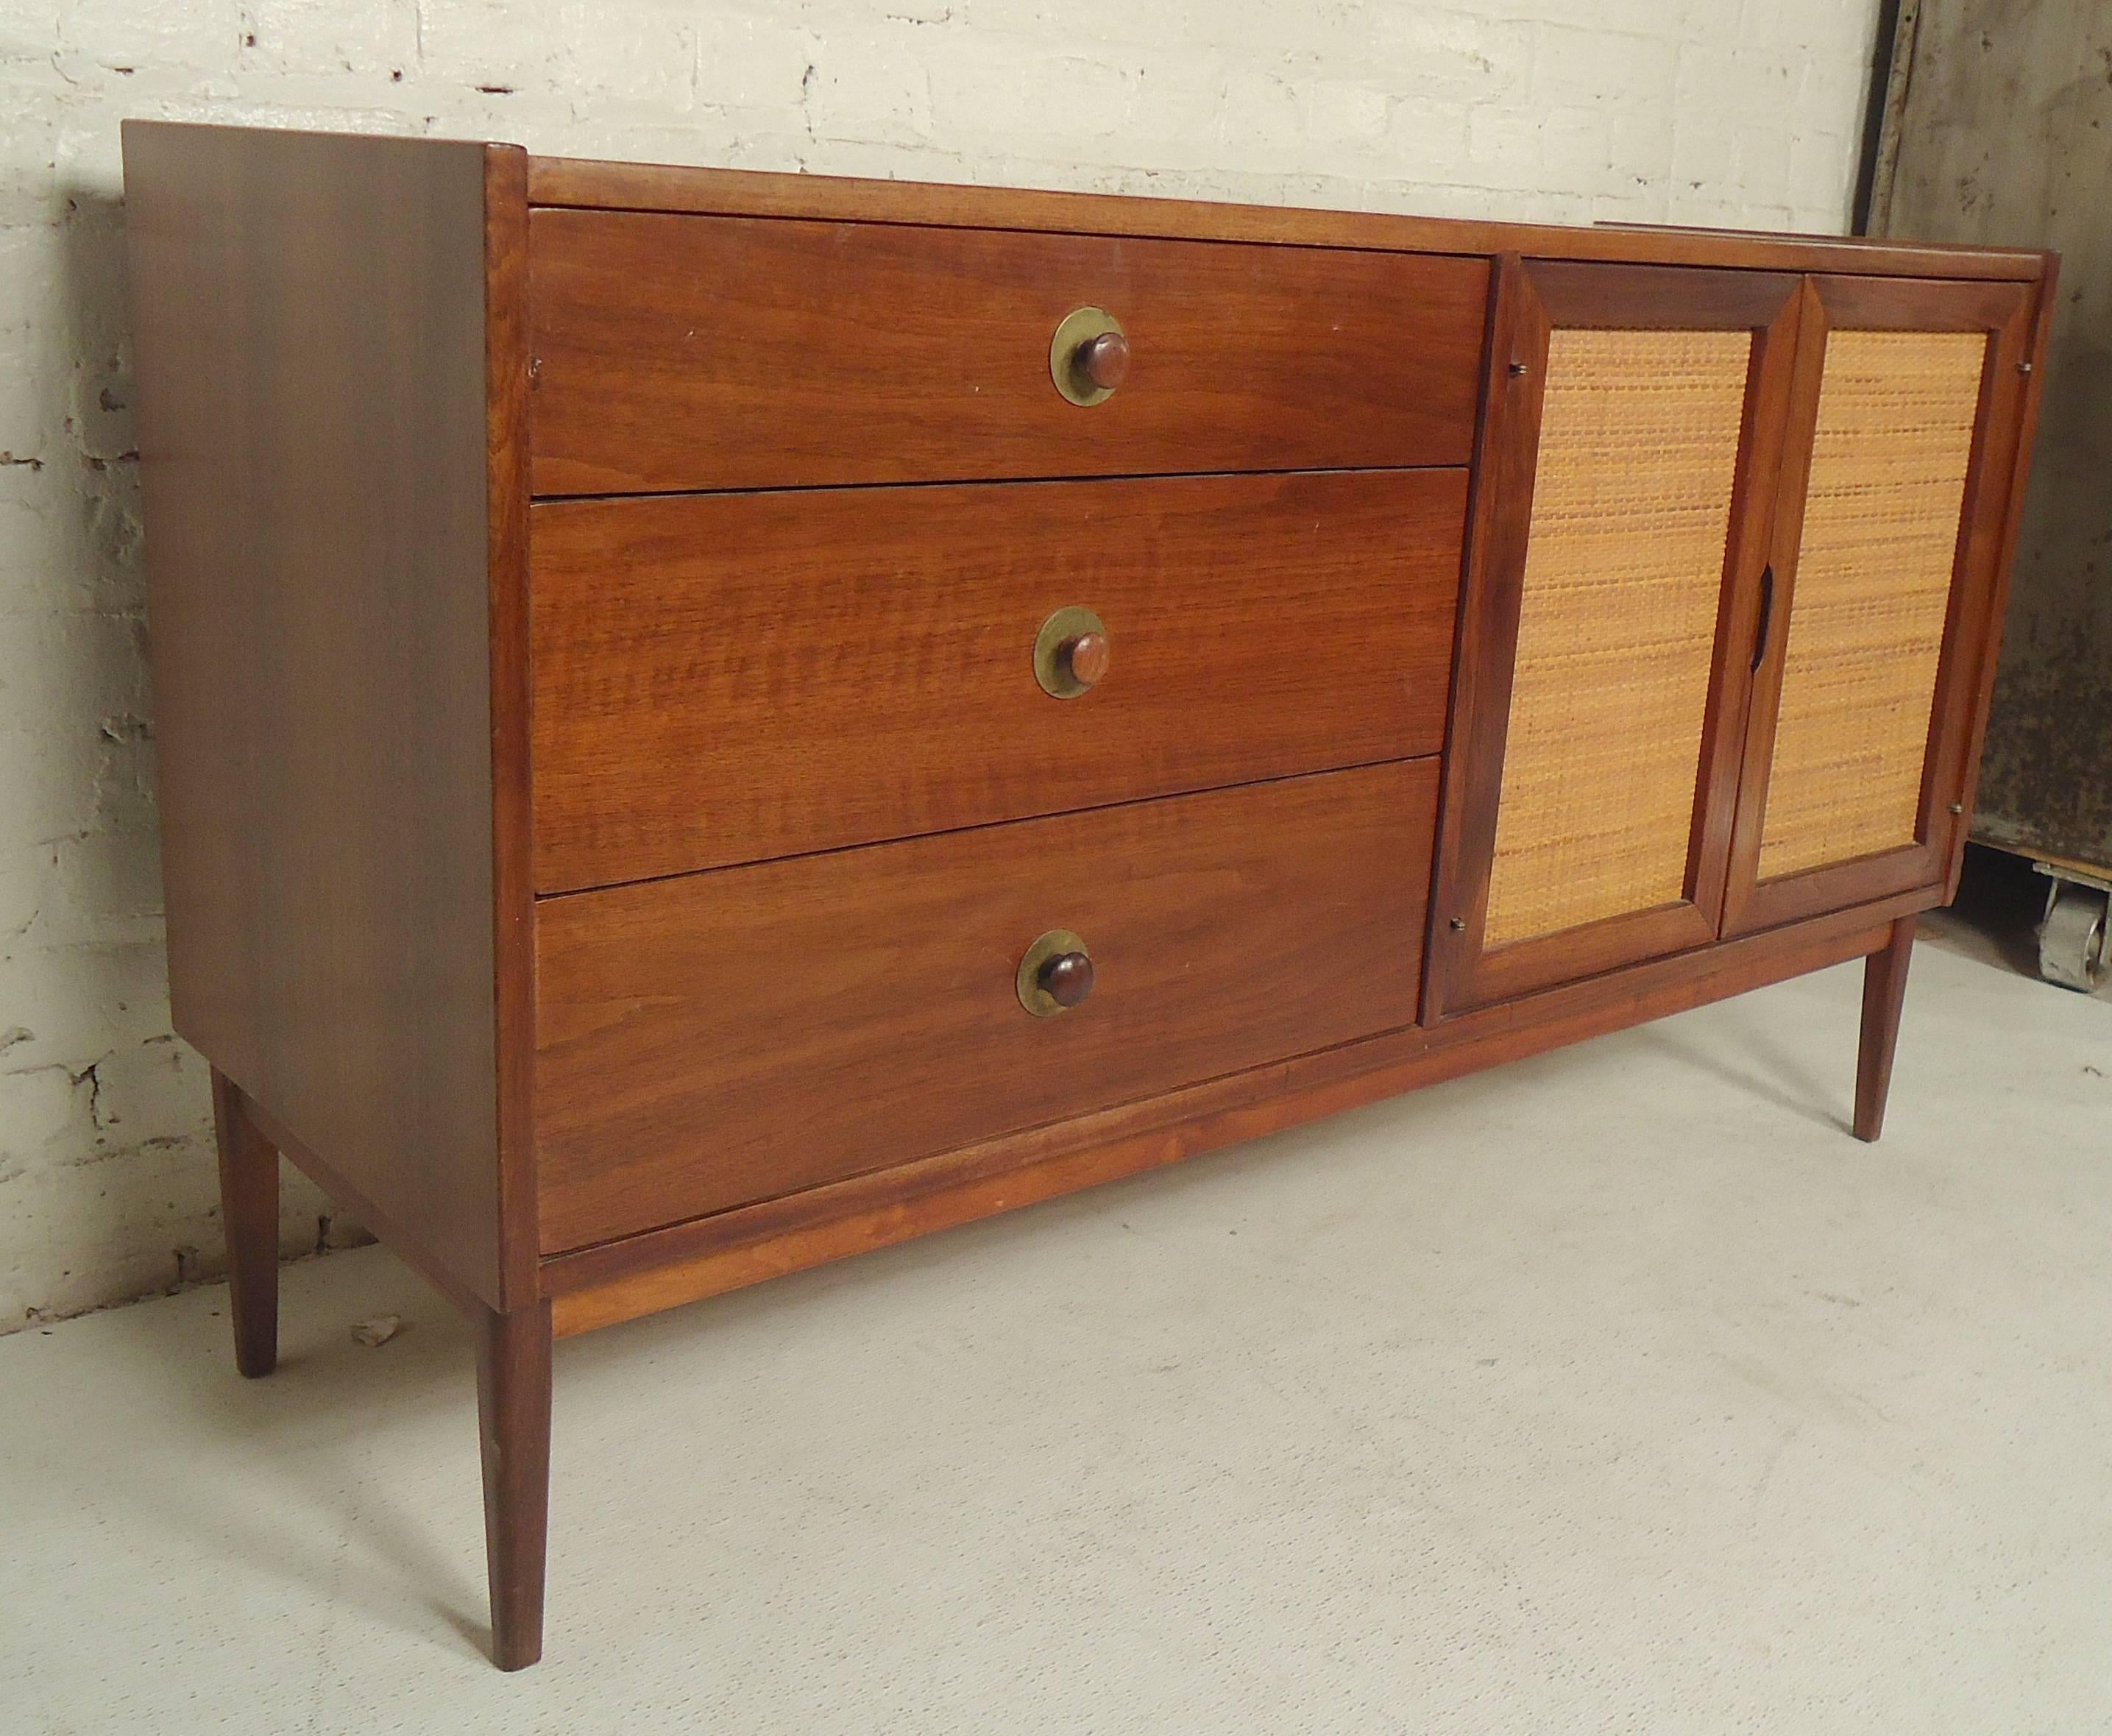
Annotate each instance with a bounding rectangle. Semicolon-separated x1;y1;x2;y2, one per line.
534;759;1438;1252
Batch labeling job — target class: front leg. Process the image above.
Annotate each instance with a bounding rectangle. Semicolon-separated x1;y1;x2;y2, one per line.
477;1300;553;1671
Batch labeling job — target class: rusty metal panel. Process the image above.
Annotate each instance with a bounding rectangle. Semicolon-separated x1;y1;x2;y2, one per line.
1870;0;2112;871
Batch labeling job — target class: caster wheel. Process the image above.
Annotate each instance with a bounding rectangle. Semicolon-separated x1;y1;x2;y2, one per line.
2039;881;2108;992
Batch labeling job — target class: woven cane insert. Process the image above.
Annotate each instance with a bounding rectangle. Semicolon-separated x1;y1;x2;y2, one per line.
1484;328;1751;948
1757;329;1985;881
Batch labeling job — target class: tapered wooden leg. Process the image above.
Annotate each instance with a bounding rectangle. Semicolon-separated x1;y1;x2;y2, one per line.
1854;915;1916;1143
477;1300;553;1671
210;1067;280;1377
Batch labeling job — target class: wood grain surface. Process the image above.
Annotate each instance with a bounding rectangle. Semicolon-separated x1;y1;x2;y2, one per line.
527;210;1488;494
525;152;2052;281
124;121;516;1308
483;141;540;1308
531;469;1466;891
1946;262;2059;900
534;761;1437;1252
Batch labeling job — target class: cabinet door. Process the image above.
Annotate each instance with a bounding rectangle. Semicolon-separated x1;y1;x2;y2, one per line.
1427;261;1802;1016
1720;275;2035;935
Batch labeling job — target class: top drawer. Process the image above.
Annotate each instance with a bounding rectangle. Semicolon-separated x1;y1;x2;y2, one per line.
527;210;1489;495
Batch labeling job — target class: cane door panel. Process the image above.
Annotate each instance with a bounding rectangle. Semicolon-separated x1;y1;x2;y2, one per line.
1721;275;2035;935
1425;261;1801;1017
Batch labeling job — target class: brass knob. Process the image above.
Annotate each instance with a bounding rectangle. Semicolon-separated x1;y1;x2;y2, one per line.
1017;929;1094;1017
1033;606;1109;698
1050;306;1128;406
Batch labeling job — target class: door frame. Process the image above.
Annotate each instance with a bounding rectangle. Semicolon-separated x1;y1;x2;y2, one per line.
1718;274;2035;936
1424;258;1804;1020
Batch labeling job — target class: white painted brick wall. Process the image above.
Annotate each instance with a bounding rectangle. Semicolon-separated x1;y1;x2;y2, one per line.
0;0;1880;1328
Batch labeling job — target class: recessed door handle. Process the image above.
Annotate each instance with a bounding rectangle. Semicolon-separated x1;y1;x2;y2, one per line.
1751;564;1775;673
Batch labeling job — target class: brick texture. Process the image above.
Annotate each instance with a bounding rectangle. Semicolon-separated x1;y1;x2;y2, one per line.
0;0;1879;1328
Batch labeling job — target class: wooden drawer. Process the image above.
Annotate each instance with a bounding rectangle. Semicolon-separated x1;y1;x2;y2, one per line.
531;468;1465;893
534;759;1436;1252
527;210;1489;495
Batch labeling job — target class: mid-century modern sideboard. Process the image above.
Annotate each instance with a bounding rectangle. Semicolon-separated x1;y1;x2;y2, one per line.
121;121;2055;1668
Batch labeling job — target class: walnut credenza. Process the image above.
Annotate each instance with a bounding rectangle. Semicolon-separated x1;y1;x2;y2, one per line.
122;123;2055;1669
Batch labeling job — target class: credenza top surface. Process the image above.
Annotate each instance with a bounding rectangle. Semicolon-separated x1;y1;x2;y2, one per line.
523;149;2052;281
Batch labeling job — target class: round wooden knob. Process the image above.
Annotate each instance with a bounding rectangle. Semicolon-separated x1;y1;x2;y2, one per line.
1038;950;1094;1009
1057;629;1110;689
1073;329;1130;393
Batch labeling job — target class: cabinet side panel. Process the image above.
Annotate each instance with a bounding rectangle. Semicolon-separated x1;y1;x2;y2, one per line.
1483;327;1750;946
124;122;505;1307
1757;329;1986;879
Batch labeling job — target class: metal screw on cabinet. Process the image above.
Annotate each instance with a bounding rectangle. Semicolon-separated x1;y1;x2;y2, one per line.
2017;360;2033;375
1949;801;1964;814
1450;916;1467;930
1507;360;1528;378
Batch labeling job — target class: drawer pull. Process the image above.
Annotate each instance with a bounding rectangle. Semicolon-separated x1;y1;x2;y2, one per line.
1061;630;1110;687
1076;331;1130;392
1033;606;1110;698
1050;306;1129;406
1017;929;1094;1016
1041;951;1096;1008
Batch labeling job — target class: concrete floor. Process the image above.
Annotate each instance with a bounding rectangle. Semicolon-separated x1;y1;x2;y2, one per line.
4;915;2109;1735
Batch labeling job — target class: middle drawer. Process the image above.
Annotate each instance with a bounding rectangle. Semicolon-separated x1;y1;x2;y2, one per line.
532;467;1467;893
